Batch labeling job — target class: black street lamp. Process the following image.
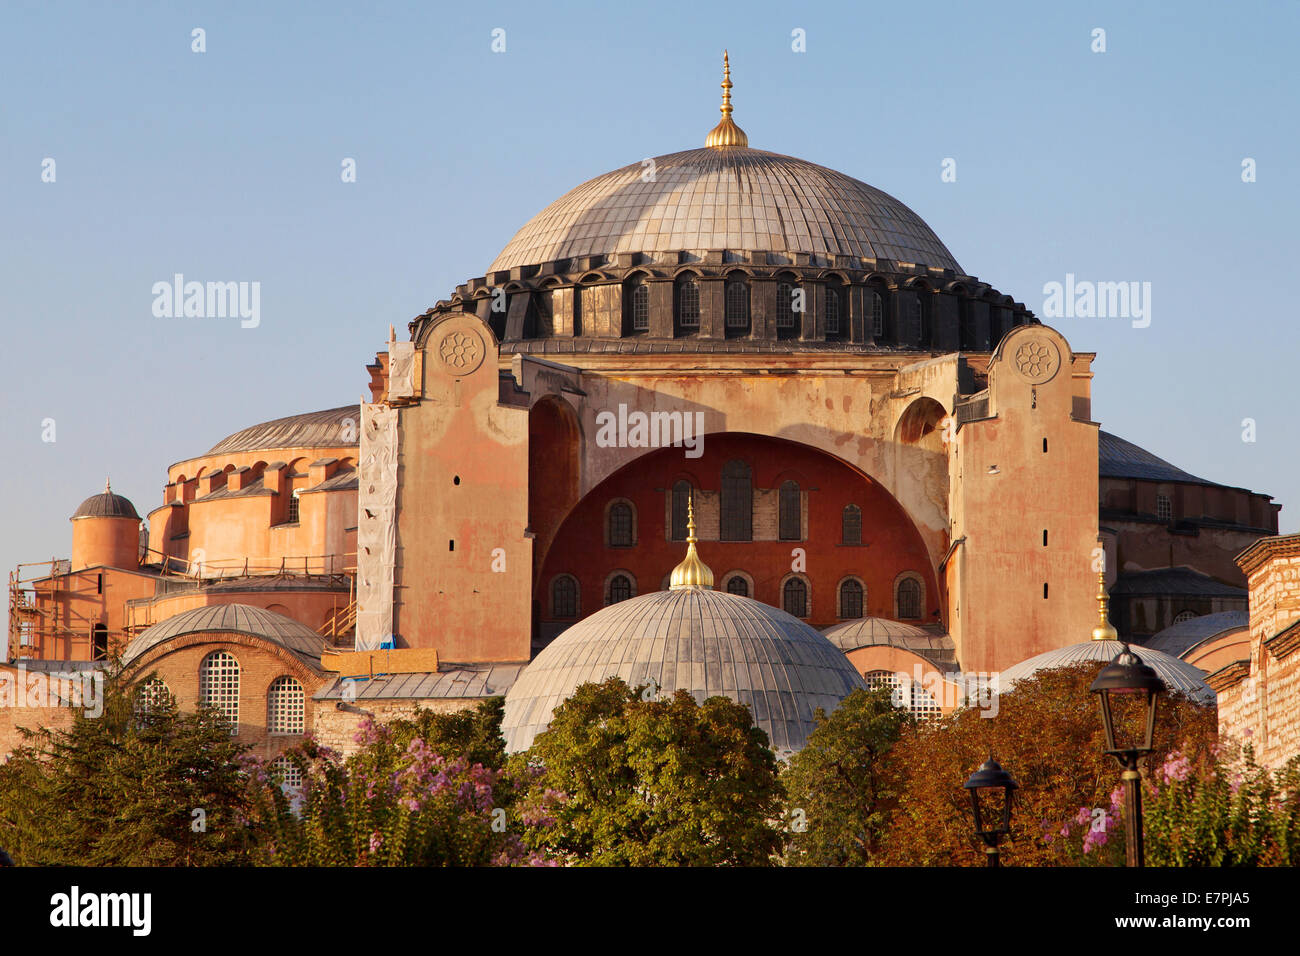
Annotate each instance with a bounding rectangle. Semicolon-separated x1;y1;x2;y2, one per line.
1090;643;1166;868
963;757;1018;867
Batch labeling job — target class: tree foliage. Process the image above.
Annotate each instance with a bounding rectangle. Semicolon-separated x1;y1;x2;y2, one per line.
875;662;1217;866
781;686;910;866
0;667;252;866
1144;746;1300;866
245;713;552;867
515;677;785;866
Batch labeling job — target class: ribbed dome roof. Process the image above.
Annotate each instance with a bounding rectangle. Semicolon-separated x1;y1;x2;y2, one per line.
489;147;961;273
124;603;326;668
822;618;957;670
998;640;1215;705
502;587;865;755
205;405;359;456
72;480;139;520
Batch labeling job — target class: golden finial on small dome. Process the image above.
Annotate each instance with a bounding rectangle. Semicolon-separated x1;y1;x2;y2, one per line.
1091;569;1118;641
705;50;749;149
669;494;715;590
105;477;112;495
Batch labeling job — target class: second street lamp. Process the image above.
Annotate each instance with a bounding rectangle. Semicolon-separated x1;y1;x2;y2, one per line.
1089;643;1166;868
963;757;1019;868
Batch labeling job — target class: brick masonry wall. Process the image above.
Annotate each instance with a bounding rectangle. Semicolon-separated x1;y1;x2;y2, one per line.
1219;550;1300;769
312;698;475;756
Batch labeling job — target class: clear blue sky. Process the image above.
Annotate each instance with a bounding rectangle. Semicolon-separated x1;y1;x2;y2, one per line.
2;0;1297;581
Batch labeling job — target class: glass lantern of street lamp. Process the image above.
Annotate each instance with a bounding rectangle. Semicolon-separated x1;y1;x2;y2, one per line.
963;757;1019;848
1089;644;1165;757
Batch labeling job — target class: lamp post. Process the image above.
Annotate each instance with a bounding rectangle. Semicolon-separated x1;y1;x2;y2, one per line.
963;757;1018;867
1089;644;1166;868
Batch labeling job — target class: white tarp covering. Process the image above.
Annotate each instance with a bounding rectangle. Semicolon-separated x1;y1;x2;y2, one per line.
355;402;399;650
388;341;415;401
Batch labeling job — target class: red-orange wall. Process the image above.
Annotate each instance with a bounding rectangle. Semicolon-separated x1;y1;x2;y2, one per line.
537;434;938;637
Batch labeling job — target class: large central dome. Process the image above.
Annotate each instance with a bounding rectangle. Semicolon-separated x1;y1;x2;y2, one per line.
488;146;962;274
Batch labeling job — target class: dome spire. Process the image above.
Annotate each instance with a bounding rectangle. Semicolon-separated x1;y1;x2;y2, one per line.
105;477;112;495
669;494;715;590
1091;569;1118;641
705;50;749;149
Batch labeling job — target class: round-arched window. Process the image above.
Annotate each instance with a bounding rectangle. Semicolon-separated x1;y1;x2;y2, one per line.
198;650;240;734
268;676;305;735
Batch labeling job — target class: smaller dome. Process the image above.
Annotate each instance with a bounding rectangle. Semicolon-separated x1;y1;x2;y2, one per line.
125;603;326;667
206;405;359;456
71;479;139;520
999;640;1215;705
822;618;958;671
503;587;865;755
1145;610;1249;659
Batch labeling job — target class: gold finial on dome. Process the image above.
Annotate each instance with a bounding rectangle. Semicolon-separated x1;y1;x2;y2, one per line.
669;494;715;590
705;50;749;149
1091;569;1118;641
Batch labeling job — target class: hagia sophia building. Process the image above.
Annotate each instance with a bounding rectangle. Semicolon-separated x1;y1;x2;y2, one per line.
6;55;1299;770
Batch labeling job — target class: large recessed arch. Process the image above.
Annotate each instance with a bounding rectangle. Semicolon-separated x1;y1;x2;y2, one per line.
532;431;940;654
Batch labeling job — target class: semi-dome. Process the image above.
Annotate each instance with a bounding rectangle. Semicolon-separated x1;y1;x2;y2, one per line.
822;617;958;671
205;405;359;456
998;639;1215;705
502;587;866;755
124;603;326;667
489;147;961;275
71;479;139;520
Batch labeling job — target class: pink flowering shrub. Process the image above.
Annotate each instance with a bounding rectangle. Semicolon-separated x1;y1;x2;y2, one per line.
1144;744;1300;866
245;716;560;866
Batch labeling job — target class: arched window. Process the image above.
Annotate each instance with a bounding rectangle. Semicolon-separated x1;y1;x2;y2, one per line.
1173;610;1198;624
133;676;172;717
572;283;584;337
631;282;650;332
783;577;808;618
676;276;700;333
270;754;303;793
870;292;884;338
608;501;634;547
842;505;862;545
607;574;633;605
725;277;750;335
199;650;240;734
863;669;942;723
840;579;865;619
825;287;841;336
725;574;749;597
896;577;922;620
778;480;801;541
915;294;929;345
267;676;305;735
670;481;692;541
720;459;752;541
776;278;799;337
552;575;578;618
1156;494;1172;520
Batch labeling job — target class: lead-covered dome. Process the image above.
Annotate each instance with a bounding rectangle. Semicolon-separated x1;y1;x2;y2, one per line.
502;587;866;755
998;640;1215;705
489;147;962;274
72;479;139;520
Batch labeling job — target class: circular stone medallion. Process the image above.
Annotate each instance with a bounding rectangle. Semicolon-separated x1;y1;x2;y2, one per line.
1013;337;1060;385
435;327;486;376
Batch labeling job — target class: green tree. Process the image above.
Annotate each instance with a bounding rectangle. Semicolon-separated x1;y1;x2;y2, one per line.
781;686;910;865
378;697;507;770
515;677;785;866
0;666;253;866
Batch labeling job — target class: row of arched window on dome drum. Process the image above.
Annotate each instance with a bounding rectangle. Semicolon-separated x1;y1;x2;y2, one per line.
604;475;864;546
132;653;306;736
549;572;923;622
